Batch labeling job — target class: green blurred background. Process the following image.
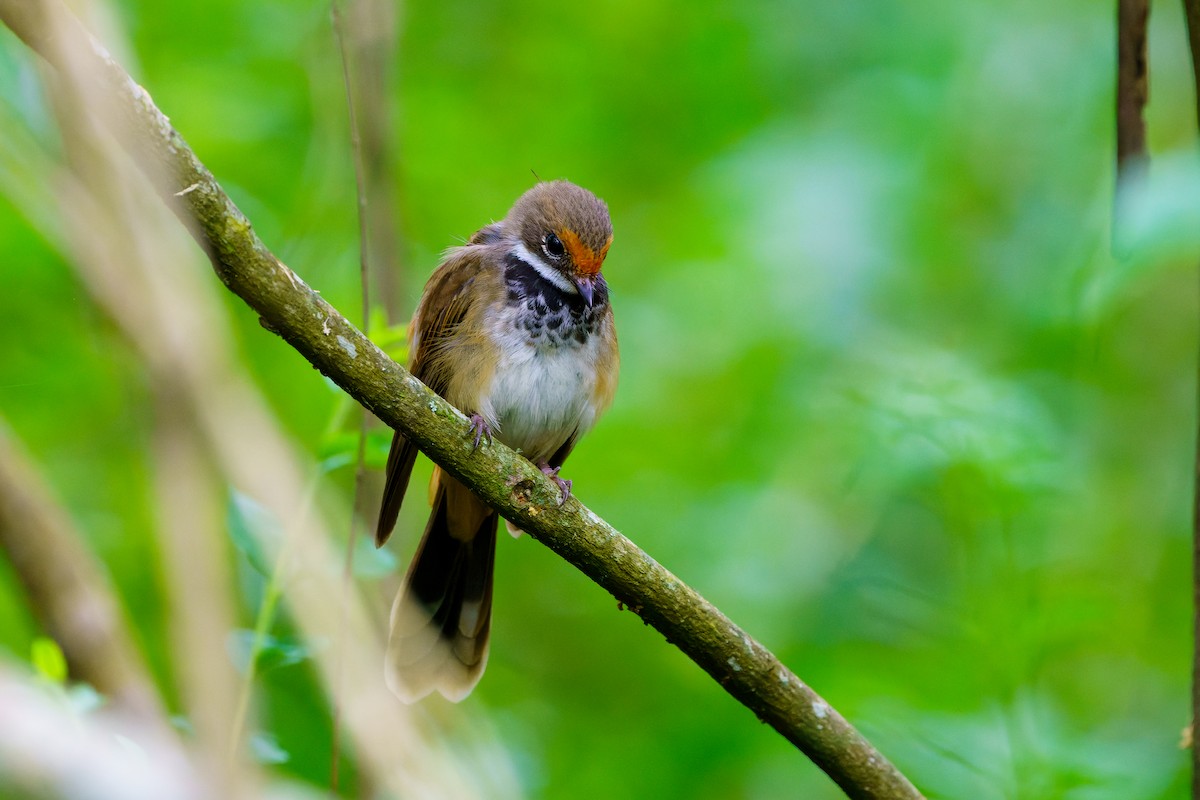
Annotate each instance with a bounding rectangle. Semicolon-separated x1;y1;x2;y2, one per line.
3;0;1200;797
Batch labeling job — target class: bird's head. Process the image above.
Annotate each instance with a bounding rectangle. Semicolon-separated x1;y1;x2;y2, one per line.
505;180;613;307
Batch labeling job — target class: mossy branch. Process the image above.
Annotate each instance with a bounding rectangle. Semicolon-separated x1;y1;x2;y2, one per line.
0;3;923;798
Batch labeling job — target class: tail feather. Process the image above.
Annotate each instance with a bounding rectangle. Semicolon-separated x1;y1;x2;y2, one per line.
386;476;497;703
376;431;419;547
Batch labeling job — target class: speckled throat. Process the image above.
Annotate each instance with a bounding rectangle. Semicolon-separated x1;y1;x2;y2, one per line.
503;253;609;348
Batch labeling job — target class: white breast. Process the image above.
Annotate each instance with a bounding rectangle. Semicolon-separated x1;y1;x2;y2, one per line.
482;317;602;463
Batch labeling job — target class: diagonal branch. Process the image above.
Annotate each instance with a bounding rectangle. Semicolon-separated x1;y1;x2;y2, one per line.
0;2;923;798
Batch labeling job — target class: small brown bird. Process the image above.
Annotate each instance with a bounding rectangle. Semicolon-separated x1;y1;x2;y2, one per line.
376;180;618;702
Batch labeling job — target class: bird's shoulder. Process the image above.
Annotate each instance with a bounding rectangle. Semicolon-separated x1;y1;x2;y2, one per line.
408;237;507;377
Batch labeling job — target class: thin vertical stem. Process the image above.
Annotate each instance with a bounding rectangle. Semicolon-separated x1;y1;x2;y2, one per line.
1183;0;1200;131
1181;1;1200;795
1116;0;1150;178
331;1;373;792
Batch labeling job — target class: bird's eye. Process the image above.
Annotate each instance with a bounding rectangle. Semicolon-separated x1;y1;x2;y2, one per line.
543;232;566;259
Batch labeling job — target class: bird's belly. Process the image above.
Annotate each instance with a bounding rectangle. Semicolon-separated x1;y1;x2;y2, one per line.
485;341;598;463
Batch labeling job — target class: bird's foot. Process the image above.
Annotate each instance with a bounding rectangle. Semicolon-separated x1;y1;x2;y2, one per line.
537;461;573;506
467;414;494;451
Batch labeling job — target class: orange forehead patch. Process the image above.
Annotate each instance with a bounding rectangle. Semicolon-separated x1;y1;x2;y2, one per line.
559;229;612;276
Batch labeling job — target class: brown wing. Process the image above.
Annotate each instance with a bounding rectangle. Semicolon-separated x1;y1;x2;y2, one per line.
376;247;491;546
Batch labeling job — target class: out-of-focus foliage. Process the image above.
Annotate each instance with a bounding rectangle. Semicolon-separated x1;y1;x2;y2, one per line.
1;0;1198;797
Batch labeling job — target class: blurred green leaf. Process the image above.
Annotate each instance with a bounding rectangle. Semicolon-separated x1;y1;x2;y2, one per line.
351;532;398;579
30;637;66;685
368;310;408;356
226;629;315;675
249;730;290;765
317;429;392;473
169;715;195;735
226;489;281;577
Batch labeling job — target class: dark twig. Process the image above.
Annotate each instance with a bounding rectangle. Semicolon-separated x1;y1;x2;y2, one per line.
1180;0;1200;130
1113;0;1151;257
0;3;923;797
1116;0;1149;179
1186;0;1200;130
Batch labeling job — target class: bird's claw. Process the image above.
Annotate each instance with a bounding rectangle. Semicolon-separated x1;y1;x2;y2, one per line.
537;461;573;505
468;414;494;451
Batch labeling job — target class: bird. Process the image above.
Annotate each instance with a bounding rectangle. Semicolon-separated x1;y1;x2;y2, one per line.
376;180;618;703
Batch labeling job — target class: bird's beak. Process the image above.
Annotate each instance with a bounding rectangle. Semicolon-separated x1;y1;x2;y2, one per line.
575;276;596;307
561;230;610;308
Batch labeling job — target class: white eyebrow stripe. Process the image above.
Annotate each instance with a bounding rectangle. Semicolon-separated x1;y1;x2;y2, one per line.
511;241;578;295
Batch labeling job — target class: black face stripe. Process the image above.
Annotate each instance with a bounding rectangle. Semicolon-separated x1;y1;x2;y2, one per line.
504;253;565;311
504;252;608;348
503;253;609;315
